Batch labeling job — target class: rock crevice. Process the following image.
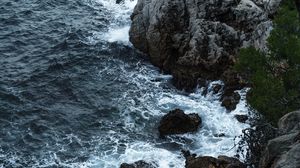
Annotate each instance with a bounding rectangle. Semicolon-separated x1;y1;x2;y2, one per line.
130;0;281;90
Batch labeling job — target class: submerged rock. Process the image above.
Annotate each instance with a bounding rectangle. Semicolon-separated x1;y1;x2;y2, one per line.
259;110;300;168
158;109;201;136
235;114;249;123
221;92;241;111
129;0;281;90
120;160;156;168
116;0;124;4
212;84;222;94
220;70;248;111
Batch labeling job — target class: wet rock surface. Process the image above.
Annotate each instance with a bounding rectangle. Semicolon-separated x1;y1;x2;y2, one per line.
221;92;241;111
184;153;246;168
158;109;201;136
235;115;249;123
129;0;281;91
120;160;157;168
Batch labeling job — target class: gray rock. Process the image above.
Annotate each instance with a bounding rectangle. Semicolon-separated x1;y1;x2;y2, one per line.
120;160;156;168
259;110;300;168
129;0;281;90
260;132;300;168
278;110;300;134
274;143;300;168
185;155;246;168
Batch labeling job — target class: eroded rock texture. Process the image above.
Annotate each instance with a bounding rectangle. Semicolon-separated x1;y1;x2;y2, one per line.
129;0;281;90
260;110;300;168
185;155;246;168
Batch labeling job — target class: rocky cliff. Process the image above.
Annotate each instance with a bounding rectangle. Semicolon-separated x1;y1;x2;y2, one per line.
259;110;300;168
129;0;281;89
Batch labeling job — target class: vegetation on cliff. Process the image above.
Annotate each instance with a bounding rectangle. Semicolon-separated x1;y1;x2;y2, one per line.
235;0;300;124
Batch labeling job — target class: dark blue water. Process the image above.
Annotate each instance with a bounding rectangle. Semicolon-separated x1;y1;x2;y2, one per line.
0;0;251;167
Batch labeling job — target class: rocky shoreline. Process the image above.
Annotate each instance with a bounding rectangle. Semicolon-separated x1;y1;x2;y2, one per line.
122;0;300;167
120;109;300;168
129;0;280;84
129;0;281;111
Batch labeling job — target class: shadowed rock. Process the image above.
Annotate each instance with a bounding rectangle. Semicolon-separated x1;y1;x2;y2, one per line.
259;110;300;168
116;0;124;4
235;115;249;123
185;154;246;168
158;109;201;136
221;92;241;111
130;0;282;91
120;160;156;168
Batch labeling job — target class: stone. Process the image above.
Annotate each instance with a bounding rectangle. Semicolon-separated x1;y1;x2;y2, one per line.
212;84;222;94
235;115;249;123
158;109;201;136
185;155;246;168
259;132;300;168
129;0;282;90
259;110;300;168
278;110;300;134
274;143;300;168
116;0;123;4
221;92;241;111
120;160;156;168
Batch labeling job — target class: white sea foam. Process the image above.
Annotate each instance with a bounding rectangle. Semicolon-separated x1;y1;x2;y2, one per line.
0;54;252;168
104;26;130;43
91;142;185;168
86;0;137;44
91;58;252;167
81;0;252;167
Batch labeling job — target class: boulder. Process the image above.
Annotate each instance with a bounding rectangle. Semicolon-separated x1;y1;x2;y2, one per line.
259;132;300;168
116;0;124;4
221;92;241;111
158;109;201;136
278;110;300;134
120;160;156;168
235;115;249;123
274;143;300;168
212;84;222;94
130;0;282;90
185;155;246;168
259;110;300;168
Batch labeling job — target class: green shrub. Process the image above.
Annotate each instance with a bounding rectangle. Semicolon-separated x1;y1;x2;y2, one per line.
235;1;300;124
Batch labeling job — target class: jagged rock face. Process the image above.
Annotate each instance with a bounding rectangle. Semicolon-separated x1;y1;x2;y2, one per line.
129;0;281;89
259;110;300;168
185;155;246;168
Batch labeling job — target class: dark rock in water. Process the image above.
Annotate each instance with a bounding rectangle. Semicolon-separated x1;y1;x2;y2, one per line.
214;133;226;137
116;0;124;4
235;115;248;123
181;150;197;160
212;84;222;94
129;0;281;91
185;155;246;168
158;109;201;136
259;110;300;168
120;160;156;168
221;92;241;111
